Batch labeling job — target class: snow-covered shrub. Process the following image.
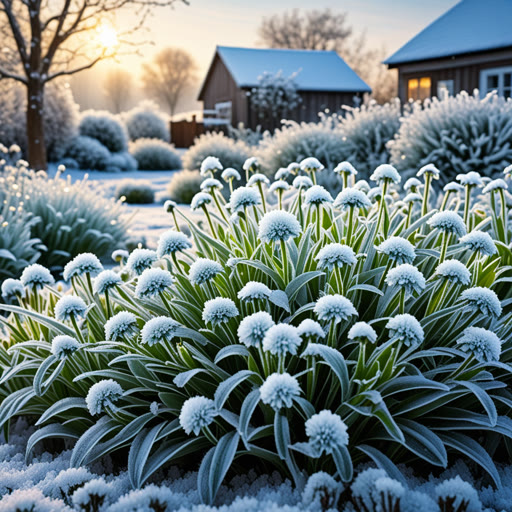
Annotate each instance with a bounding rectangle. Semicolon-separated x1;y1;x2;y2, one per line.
389;91;512;182
115;179;154;204
79;110;128;153
167;169;202;204
228;123;264;147
106;152;138;172
130;138;182;170
183;131;251;172
64;135;111;171
123;101;169;142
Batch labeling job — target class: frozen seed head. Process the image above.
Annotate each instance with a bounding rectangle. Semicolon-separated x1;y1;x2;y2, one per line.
351;468;388;506
334;161;357;176
370;164;401;184
157;230;192;258
315;243;356;271
54;295;87;322
503;164;512;176
314;294;358;325
243;156;259;172
460;231;497;256
373;477;405;503
460;286;502;318
93;270;122;295
348;321;377;343
105;311;139;341
385;263;425;295
200;156;222;176
221;168;241;182
404;177;422;191
1;278;25;300
386;314;424;347
300;157;324;173
202;297;239;325
20;264;55;289
435;475;482;512
237;281;272;301
456;171;483;186
443;182;465;193
417;163;440;179
306;410;349;455
334;187;372;210
164;199;177;213
302;472;341;509
262;323;301;356
376;237;416;264
247;173;270;186
188;258;223;285
435;260;471;285
200;178;223;192
292;175;314;190
269;180;291;194
456;326;501;363
260;372;300;411
354;179;371;193
63;253;103;281
111;249;129;263
135;268;174;299
150;402;159;415
86;379;123;416
428;211;466;237
367;187;382;202
179;396;217;435
304;185;333;206
141;316;180;346
275;167;290;180
190;192;212;210
482;178;508;193
72;479;112;509
238;311;274;347
125;248;157;276
401;491;439;512
297;319;325;340
403;192;423;204
229;186;261;213
287;162;301;174
51;335;80;360
258;210;301;243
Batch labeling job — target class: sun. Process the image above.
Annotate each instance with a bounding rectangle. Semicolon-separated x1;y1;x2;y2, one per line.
97;24;118;50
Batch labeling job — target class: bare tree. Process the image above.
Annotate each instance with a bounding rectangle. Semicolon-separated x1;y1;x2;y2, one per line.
0;0;186;169
104;68;133;113
141;47;197;116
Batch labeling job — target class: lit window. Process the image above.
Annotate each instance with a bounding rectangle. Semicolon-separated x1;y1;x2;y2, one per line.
408;77;431;101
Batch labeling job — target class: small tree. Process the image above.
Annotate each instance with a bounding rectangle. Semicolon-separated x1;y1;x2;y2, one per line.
249;71;301;130
142;47;197;116
103;69;133;113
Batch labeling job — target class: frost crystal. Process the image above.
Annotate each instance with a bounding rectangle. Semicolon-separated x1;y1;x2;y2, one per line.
427;211;466;237
314;294;358;324
93;270;122;295
238;281;272;301
460;231;497;256
292;176;314;190
258;210;301;243
125;248;157;276
262;323;302;356
260;372;300;411
435;475;482;512
456;326;501;362
238;311;275;347
348;321;377;343
63;253;103;281
202;297;239;325
135;268;174;298
297;319;325;340
306;410;349;455
105;311;139;341
1;278;25;300
188;258;223;285
333;187;372;210
20;264;55;289
304;185;333;205
377;237;416;264
190;192;213;210
370;164;401;184
54;295;87;322
460;287;502;318
315;243;356;270
179;396;217;435
435;260;471;285
51;335;80;359
157;230;192;258
141;316;180;346
229;186;261;213
386;314;424;347
200;156;222;176
385;263;426;295
86;379;123;415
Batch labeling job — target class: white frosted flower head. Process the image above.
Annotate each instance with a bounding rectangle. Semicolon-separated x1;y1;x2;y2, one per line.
306;410;349;455
367;187;382;202
275;167;290;180
300;157;324;173
0;489;68;512
302;472;341;509
460;286;502;318
385;263;425;295
188;258;223;285
435;260;471;285
334;161;357;176
237;311;274;347
304;185;333;206
150;401;159;415
482;179;508;194
460;231;497;256
386;314;424;347
200;156;222;176
351;468;388;507
141;316;180;346
428;211;466;237
179;396;217;435
503;164;512;176
190;192;213;211
200;178;223;192
20;264;55;289
373;477;405;503
314;294;358;325
417;163;440;179
404;177;422;191
401;491;439;512
292;175;314;190
247;173;270;187
72;478;112;510
51;335;80;360
237;281;272;301
93;270;122;295
164;199;177;213
86;379;123;415
260;372;300;411
443;182;465;193
202;297;239;325
348;321;377;343
456;171;483;186
54;295;87;322
221;167;241;182
354;179;371;193
403;192;423;203
63;253;103;281
297;319;325;340
1;278;25;300
111;249;129;263
105;311;139;341
229;186;261;213
376;237;416;264
456;326;501;363
258;210;301;243
135;268;174;299
315;243;356;271
435;475;482;512
125;248;157;276
262;323;301;356
243;156;259;173
157;230;192;258
269;180;291;194
287;162;301;174
370;164;401;184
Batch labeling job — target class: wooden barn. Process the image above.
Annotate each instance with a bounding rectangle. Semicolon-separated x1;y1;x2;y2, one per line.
197;46;371;131
384;0;512;103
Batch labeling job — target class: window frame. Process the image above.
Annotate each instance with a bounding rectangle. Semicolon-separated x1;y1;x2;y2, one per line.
407;76;432;101
480;66;512;98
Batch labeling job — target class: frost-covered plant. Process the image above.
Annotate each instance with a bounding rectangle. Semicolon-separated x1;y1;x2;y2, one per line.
106;151;138;172
79;110;128;153
115;179;155;204
64;135;111;170
129;138;182;170
167;170;202;204
123;101;169;141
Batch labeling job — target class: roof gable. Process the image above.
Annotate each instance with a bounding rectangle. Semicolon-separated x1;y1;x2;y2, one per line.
385;0;512;66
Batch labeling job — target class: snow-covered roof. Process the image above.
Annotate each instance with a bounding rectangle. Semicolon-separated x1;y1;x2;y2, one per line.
202;46;371;94
385;0;512;66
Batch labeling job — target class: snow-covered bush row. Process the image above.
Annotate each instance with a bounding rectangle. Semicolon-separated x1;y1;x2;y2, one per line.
123;101;169;142
167;170;203;204
64;135;112;171
130;138;182;170
389;91;512;183
1;156;512;507
116;179;155;204
79;110;129;153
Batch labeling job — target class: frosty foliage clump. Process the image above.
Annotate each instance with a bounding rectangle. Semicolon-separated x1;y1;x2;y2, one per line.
64;135;111;170
167;170;203;204
115;179;155;204
106;151;138;172
123;101;169;142
79;110;128;153
129;138;182;170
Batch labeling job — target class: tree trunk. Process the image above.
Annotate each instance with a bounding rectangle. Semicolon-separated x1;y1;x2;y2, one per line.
26;80;47;170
